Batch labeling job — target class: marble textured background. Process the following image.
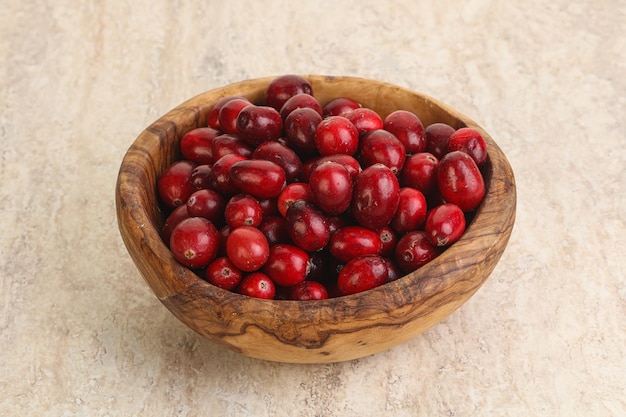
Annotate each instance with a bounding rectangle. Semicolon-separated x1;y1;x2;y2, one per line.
1;1;624;416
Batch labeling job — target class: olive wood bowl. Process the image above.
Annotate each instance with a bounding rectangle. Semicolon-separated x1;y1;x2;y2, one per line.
116;75;516;364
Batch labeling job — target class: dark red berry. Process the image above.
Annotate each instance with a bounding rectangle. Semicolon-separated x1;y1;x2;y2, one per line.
337;255;388;295
169;217;219;269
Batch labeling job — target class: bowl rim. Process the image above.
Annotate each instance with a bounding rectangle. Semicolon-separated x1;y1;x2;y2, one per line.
116;74;516;362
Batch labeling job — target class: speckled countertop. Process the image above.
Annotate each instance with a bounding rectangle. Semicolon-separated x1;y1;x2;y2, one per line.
1;1;624;416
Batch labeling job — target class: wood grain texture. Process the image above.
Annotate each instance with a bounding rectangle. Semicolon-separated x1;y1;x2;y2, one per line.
115;75;516;363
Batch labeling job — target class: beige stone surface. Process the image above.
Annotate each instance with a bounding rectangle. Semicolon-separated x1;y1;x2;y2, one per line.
1;1;624;416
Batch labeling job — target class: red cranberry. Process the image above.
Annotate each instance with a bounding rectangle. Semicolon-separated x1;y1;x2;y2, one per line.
205;257;243;290
277;182;313;217
400;152;439;196
437;151;485;212
169;217;219;269
236;105;283;145
229;159;287;199
447;127;488;166
308;161;353;215
158;160;197;208
390;187;428;234
377;226;398;258
394;230;441;273
218;98;252;134
306;154;362;181
262;243;310;287
190;164;213;191
351;164;400;230
237;272;276;299
323;97;361;117
337;255;388;296
258;197;279;218
211;134;254;161
186;189;226;224
161;204;190;244
251;140;304;184
425;122;455;159
383;110;425;154
288;281;329;301
359;129;406;174
224;194;263;228
208;95;247;130
285;200;330;252
425;203;466;246
180;127;219;164
329;226;383;263
279;93;323;119
258;216;290;246
384;258;403;282
314;116;359;156
208;153;247;196
226;226;270;272
284;107;323;157
264;74;313;110
345;107;384;136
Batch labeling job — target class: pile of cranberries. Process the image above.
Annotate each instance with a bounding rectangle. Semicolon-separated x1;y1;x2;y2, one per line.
157;75;487;300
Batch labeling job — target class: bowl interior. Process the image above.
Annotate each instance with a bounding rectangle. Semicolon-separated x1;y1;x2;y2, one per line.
116;75;516;363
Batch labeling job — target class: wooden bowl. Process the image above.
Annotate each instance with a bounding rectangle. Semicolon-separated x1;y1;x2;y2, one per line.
116;75;516;364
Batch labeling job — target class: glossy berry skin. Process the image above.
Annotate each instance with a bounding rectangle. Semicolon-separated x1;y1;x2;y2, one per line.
425;122;455;159
285;200;330;252
351;164;400;230
205;257;243;290
180;127;219;164
279;93;323;119
359;129;406;174
337;255;388;296
447;127;488;166
226;226;270;272
262;243;310;287
383;110;426;154
236;105;283;145
437;151;485;212
390;187;428;234
264;74;313;110
229;159;287;199
425;203;466;247
314;116;359;156
211;134;254;161
277;182;313;217
169;217;219;269
329;226;383;263
308;162;353;215
394;230;441;273
288;281;329;301
284;107;323;157
224;194;263;228
208;153;247;196
251;141;303;184
345;107;383;136
377;226;398;258
400;152;439;196
237;272;276;299
190;164;213;191
322;97;361;117
186;189;226;224
157;160;197;208
258;216;290;246
208;95;247;130
161;204;190;244
218;98;252;134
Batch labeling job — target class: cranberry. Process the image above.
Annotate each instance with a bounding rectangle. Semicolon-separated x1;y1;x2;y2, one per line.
358;129;406;174
351;164;400;230
285;200;330;252
337;255;388;296
236;105;283;145
277;182;313;217
447;127;488;166
264;74;313;110
262;243;310;287
226;226;270;272
218;98;252;134
284;107;323;157
205;257;243;290
384;258;403;282
390;187;427;234
329;226;383;263
314;116;359;156
161;204;190;244
323;97;361;117
377;226;398;258
437;151;485;212
326;214;352;235
258;216;290;246
425;203;466;247
211;134;254;161
157;160;197;208
208;153;247;196
425;122;455;159
169;217;219;269
208;95;247;130
383;110;425;154
237;272;276;299
258;197;279;218
288;281;329;301
400;152;439;196
224;194;263;228
190;164;213;191
186;188;226;224
345;107;384;136
394;230;441;273
306;154;362;181
180;127;219;164
308;161;353;215
279;93;323;119
229;159;287;199
251;140;303;184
